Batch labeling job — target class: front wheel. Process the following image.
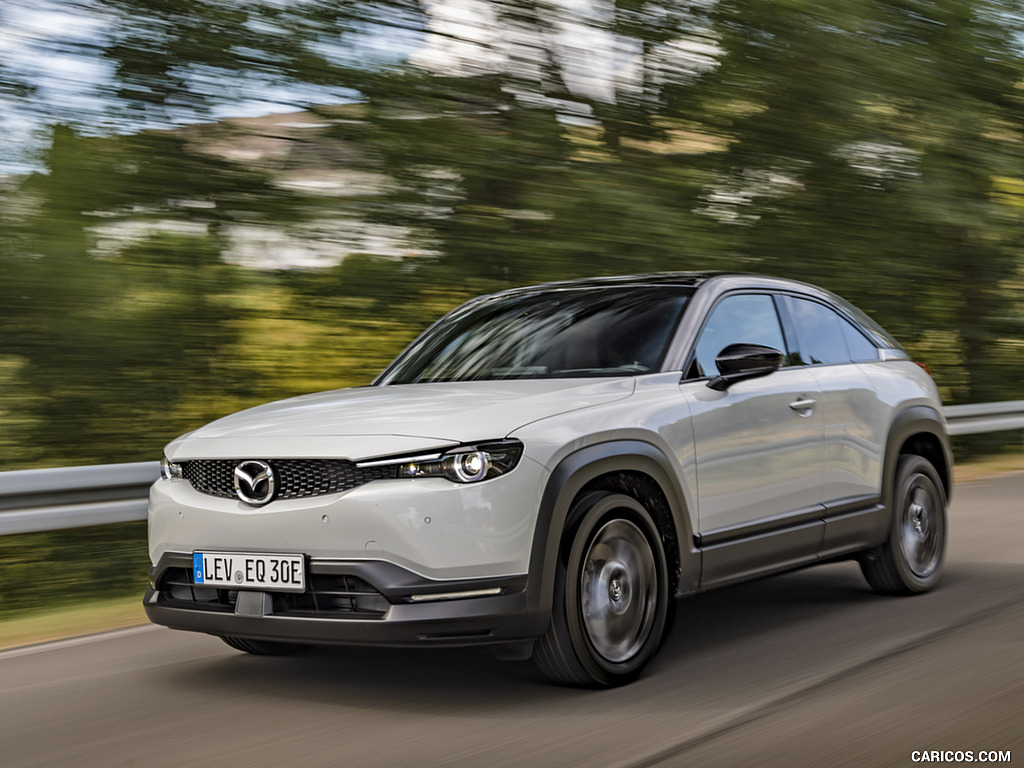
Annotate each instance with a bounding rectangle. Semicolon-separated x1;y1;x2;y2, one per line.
860;454;947;595
534;492;671;687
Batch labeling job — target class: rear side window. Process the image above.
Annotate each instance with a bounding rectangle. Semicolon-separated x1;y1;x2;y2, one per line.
785;297;850;365
784;296;879;365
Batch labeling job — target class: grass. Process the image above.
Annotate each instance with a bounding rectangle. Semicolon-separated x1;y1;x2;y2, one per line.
1;449;1021;652
954;450;1024;482
0;595;147;651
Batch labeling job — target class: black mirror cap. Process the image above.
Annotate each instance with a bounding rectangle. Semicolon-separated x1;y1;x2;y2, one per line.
707;343;784;391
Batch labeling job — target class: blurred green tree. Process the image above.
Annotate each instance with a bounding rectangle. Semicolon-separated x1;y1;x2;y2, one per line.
0;0;413;467
692;0;1024;407
0;125;304;466
349;0;729;292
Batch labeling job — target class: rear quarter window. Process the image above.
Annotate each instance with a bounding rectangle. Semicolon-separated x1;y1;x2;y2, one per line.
841;319;881;362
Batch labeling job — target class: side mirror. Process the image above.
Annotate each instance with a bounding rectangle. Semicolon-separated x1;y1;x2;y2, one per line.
707;343;784;391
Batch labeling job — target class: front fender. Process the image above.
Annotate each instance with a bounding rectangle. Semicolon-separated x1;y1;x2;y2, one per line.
521;440;699;637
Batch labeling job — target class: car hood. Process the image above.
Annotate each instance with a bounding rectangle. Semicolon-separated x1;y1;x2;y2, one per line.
166;378;636;461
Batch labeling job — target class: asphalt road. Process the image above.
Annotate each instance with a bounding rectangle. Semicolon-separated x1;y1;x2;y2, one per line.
2;472;1022;768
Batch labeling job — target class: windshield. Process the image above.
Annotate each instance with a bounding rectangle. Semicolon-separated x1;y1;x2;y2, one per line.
381;286;692;384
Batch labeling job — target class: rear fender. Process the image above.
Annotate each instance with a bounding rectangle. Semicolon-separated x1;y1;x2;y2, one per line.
875;405;953;542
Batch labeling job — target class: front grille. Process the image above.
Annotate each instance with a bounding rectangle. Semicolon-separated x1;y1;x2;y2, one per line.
155;568;389;619
180;459;396;500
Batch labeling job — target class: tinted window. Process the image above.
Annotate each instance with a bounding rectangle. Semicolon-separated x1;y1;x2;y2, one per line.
826;291;903;350
383;286;691;383
841;320;880;362
786;297;852;365
692;294;787;377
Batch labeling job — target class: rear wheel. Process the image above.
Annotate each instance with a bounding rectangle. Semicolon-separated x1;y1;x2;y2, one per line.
534;492;670;687
860;454;947;595
220;636;303;655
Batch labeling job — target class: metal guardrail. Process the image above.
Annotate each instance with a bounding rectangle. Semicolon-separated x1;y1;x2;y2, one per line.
0;461;158;536
0;401;1021;536
944;400;1024;437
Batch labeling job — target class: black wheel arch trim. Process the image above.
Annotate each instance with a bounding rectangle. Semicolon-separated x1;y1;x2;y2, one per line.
523;440;699;638
877;405;953;542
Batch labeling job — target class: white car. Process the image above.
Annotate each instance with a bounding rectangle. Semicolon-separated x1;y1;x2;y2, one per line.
145;273;952;686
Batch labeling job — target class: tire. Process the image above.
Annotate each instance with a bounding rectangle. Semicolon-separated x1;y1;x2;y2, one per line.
860;454;947;595
220;636;303;655
534;491;671;687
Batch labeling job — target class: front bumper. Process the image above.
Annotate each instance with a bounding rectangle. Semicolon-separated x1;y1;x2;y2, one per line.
144;552;537;648
148;462;547;582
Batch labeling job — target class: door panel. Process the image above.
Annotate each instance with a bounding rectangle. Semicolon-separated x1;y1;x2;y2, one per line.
807;364;886;504
683;367;824;534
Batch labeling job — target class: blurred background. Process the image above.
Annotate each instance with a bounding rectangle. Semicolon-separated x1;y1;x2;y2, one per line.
0;0;1022;620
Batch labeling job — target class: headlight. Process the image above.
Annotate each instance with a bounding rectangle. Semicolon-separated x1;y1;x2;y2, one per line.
358;440;523;484
160;454;183;481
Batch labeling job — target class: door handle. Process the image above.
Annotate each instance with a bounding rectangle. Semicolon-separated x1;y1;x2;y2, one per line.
789;398;817;415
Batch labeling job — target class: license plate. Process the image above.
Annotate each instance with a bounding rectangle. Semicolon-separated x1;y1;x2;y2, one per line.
193;552;305;592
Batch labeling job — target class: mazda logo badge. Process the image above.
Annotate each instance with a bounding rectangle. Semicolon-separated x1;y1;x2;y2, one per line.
233;460;276;506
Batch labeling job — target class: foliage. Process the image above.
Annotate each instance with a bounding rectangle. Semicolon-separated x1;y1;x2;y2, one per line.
0;126;298;467
0;523;149;619
699;0;1024;409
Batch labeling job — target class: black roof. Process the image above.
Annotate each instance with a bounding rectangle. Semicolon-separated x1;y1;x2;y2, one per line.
487;272;714;297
